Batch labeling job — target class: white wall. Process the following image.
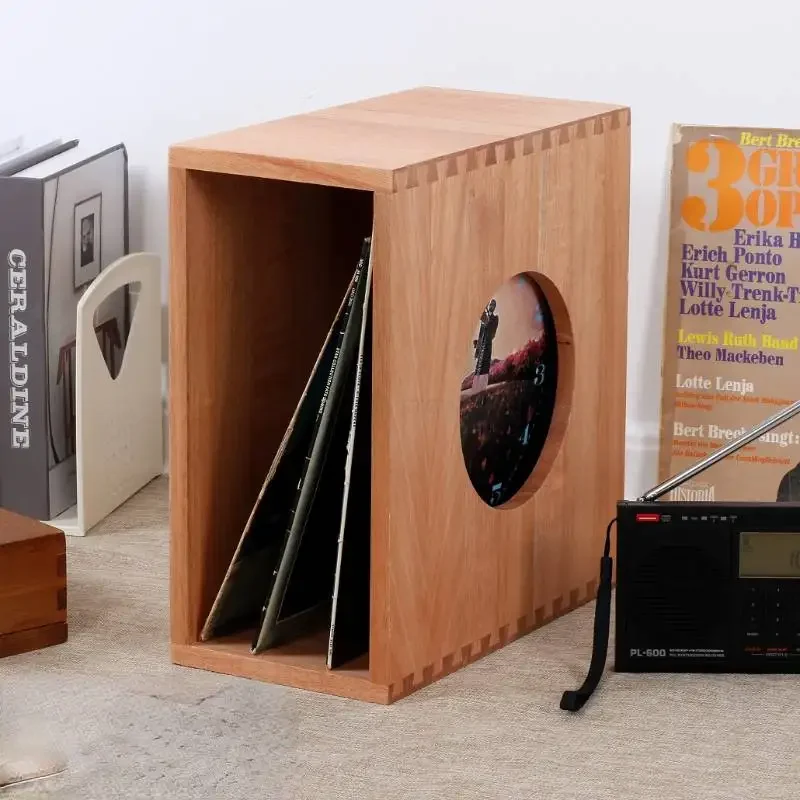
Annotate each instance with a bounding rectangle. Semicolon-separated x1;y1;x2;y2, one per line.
4;0;800;498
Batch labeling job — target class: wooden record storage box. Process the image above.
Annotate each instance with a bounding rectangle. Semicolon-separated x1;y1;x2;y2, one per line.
169;86;630;703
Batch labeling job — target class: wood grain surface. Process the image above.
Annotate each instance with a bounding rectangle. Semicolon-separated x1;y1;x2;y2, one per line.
0;507;62;545
0;510;67;657
0;622;67;659
169;87;630;701
172;631;385;704
370;115;629;692
169;86;625;192
169;168;372;646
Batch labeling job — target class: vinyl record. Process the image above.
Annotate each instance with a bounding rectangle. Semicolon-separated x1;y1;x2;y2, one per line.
459;274;559;507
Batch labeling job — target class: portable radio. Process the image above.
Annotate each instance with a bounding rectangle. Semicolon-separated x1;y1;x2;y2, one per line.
561;398;800;712
615;500;800;672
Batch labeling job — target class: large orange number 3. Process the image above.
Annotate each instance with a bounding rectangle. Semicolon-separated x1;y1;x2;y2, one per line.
680;140;745;232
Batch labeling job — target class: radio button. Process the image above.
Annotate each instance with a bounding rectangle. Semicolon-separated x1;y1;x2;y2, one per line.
742;596;765;639
743;620;763;636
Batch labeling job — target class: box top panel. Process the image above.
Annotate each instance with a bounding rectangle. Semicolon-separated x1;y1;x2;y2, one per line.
0;508;62;546
169;86;626;191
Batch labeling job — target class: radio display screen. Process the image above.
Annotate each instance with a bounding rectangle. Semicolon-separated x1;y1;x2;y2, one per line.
739;532;800;578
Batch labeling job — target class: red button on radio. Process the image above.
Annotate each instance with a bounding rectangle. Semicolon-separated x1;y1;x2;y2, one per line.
635;513;661;523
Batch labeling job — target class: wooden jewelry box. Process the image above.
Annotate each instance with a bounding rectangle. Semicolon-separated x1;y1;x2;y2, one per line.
0;509;67;657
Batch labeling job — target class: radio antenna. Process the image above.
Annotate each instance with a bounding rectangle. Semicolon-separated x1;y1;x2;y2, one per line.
640;398;800;503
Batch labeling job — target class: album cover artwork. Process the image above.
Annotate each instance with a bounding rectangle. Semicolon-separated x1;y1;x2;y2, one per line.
74;193;102;289
253;238;371;653
199;263;364;642
263;349;359;647
327;262;373;668
459;275;559;507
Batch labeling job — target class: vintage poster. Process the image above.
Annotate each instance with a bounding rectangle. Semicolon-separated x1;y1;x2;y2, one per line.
659;124;800;502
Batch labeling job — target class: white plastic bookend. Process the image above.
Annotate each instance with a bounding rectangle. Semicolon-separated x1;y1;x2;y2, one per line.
52;252;163;536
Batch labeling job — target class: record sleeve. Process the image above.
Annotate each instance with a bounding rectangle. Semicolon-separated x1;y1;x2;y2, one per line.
252;238;371;653
327;261;372;668
199;259;364;641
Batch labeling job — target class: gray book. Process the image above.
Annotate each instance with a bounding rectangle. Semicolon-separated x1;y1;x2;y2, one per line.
0;140;79;177
0;143;128;520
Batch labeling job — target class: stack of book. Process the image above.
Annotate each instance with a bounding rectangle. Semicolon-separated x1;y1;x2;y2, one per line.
0;137;79;177
1;135;129;522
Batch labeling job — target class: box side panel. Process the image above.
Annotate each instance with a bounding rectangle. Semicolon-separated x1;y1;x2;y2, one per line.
370;189;432;685
0;177;49;519
529;111;631;616
603;113;631;561
168;166;191;645
374;110;630;694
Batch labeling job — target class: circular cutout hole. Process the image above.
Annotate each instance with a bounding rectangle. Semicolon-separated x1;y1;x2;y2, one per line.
458;272;573;509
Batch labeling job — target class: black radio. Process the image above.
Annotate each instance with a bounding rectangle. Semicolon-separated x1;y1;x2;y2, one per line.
615;501;800;673
560;399;800;713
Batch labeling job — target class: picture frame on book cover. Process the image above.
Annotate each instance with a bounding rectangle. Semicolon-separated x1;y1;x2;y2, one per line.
73;193;102;290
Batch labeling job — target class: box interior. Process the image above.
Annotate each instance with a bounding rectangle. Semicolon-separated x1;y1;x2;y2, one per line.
182;169;374;673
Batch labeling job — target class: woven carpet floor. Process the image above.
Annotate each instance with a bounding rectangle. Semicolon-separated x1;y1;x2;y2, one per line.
1;476;798;798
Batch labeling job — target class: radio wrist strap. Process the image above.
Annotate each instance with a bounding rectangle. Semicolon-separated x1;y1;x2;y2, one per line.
559;517;616;712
